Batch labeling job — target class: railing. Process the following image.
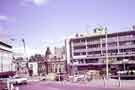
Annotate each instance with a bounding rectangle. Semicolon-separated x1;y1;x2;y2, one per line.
70;62;105;66
87;40;100;45
73;49;86;53
73;42;86;46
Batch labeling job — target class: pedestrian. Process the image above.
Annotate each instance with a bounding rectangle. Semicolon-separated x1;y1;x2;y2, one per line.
16;86;19;90
11;83;14;90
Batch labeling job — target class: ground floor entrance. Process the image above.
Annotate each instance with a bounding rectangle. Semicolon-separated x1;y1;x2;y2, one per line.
69;64;135;79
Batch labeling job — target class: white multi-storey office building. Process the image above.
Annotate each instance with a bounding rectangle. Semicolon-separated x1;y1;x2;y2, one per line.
66;26;135;75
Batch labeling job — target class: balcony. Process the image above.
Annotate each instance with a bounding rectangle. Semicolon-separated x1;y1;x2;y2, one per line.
72;42;86;46
73;49;86;53
87;48;101;52
118;36;135;41
106;53;135;58
87;40;100;45
112;60;135;64
101;37;135;44
118;44;135;49
86;52;135;59
100;44;135;50
70;62;105;66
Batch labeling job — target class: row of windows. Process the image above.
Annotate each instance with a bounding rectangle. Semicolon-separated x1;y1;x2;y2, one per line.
73;48;135;56
71;59;98;64
74;52;86;56
49;64;65;73
38;65;46;72
73;41;135;50
72;34;134;43
71;56;135;65
73;46;86;50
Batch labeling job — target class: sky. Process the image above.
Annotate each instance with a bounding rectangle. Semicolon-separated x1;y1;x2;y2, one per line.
0;0;135;55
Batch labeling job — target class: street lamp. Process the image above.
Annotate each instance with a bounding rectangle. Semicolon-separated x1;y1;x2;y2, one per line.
105;27;109;79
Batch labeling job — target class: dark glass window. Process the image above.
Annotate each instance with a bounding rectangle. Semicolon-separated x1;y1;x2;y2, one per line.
74;53;80;56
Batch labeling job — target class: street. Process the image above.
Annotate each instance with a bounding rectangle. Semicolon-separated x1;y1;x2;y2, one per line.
16;81;135;90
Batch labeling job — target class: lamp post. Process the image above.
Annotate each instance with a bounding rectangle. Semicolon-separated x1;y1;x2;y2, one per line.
105;27;109;79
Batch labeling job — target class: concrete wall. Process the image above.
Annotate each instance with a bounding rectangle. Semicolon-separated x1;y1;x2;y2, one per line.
0;50;14;73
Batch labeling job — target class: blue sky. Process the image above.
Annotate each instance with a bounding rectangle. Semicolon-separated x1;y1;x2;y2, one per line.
0;0;135;55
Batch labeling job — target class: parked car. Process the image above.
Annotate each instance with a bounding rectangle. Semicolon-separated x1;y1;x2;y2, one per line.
40;76;47;81
110;70;135;80
73;75;85;82
9;76;27;85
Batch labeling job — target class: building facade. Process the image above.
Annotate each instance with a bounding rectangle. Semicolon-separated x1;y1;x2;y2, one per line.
47;56;66;74
66;27;135;75
0;41;15;78
28;61;47;76
47;47;67;74
28;54;47;76
13;57;28;75
54;47;66;59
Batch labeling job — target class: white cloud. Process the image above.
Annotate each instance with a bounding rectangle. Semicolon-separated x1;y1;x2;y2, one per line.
22;0;49;6
33;0;48;6
0;15;8;21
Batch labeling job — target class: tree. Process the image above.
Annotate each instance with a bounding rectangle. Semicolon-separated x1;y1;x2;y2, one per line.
45;47;51;58
29;54;44;62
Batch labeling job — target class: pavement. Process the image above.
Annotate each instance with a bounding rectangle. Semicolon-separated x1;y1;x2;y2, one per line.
26;76;135;89
15;80;135;90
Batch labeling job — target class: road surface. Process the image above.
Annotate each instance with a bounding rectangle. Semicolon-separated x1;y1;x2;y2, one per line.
16;81;135;90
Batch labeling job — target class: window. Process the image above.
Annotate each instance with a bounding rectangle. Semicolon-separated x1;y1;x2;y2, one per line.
74;46;86;50
30;64;33;70
73;39;80;43
81;52;86;55
87;44;100;48
74;53;80;56
80;39;85;42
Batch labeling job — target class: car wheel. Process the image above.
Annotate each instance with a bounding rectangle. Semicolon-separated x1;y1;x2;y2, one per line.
24;81;27;84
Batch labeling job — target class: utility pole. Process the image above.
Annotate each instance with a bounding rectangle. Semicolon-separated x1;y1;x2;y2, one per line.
22;38;26;57
22;38;28;75
22;38;28;61
105;27;109;79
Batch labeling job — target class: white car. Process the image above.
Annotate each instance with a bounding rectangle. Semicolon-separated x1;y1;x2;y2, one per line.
73;75;85;82
40;76;46;81
9;76;27;85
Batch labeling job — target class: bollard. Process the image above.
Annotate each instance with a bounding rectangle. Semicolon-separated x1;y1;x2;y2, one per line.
7;81;10;90
11;84;14;90
103;77;106;88
118;74;121;88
